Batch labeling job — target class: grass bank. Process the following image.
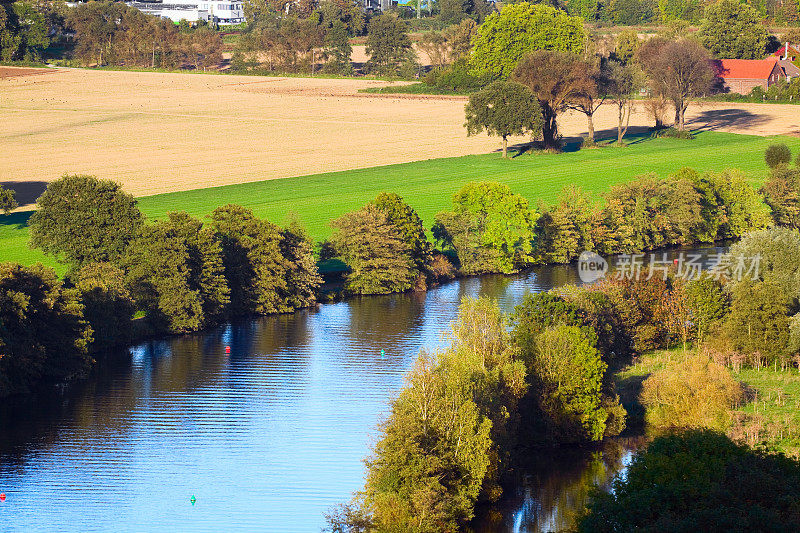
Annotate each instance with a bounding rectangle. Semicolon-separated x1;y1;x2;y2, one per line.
615;349;800;457
1;130;796;272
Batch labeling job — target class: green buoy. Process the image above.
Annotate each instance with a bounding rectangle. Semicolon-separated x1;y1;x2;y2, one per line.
190;495;196;505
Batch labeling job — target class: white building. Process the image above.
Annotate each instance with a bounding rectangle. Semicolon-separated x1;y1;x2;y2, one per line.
126;0;245;25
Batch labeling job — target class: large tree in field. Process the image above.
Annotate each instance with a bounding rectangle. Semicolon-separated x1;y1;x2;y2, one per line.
604;60;637;145
470;3;585;79
29;174;143;269
464;80;542;158
365;13;412;76
512;50;595;150
638;38;714;131
700;0;766;60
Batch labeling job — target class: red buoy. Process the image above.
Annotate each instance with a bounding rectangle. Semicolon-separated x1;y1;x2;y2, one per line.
225;346;231;353
0;493;6;502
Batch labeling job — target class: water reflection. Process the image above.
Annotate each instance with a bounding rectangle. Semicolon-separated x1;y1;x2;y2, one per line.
0;245;727;532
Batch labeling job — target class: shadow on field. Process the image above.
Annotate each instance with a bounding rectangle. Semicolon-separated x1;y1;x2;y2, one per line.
688;108;770;131
1;181;47;208
504;125;658;157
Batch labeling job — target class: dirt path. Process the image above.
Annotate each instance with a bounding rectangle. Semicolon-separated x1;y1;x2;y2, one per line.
1;68;799;205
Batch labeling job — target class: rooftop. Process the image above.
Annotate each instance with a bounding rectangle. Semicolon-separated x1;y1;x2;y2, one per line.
712;59;779;80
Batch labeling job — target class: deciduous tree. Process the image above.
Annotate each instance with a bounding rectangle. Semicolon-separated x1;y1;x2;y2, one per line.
700;0;767;60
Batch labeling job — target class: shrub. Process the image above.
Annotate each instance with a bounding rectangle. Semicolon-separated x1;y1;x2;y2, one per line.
762;166;800;228
765;143;792;168
577;430;800;532
124;212;229;333
651;126;694;139
0;263;92;396
29;174;143;269
330;204;418;295
641;351;743;431
433;182;539;275
71;262;135;351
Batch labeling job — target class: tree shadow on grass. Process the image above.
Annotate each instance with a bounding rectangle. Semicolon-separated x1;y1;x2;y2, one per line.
0;211;33;231
504;125;660;157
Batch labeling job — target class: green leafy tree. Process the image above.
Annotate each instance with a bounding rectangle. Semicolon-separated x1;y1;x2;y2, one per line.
0;263;92;397
536;185;598;264
469;3;585;79
29;174;143;269
210;204;291;315
124;212;229;333
433;181;540;275
528;324;624;442
725;280;789;365
685;275;729;342
578;431;800;532
512;50;595;150
321;19;352;75
464;80;542;158
330;204;418;294
762;166;800;228
71;262;135;351
727;226;800;306
657;0;701;22
700;0;767;60
279;219;322;309
613;28;641;63
0;2;50;61
365;13;413;76
371;192;430;271
0;185;17;214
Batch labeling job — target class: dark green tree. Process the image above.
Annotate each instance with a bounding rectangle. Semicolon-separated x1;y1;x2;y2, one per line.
279;219;322;309
0;185;17;214
0;262;92;397
725;280;789;365
29;174;143;269
71;262;135;351
210;204;291;315
364;14;412;76
321;19;352;75
124;212;229;333
371;192;430;271
330;204;418;295
464;80;542;158
700;0;767;60
578;431;800;532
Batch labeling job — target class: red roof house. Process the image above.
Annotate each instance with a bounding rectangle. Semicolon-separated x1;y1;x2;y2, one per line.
712;59;784;94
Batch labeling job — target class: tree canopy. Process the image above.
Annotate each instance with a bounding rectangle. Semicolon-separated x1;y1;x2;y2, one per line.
700;0;767;60
464;80;542;158
469;3;585;79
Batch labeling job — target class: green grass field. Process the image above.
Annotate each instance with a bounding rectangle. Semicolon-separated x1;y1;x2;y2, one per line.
2;130;797;273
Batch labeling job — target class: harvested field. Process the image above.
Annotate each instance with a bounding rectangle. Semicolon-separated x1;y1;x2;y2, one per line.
2;67;800;206
0;66;53;79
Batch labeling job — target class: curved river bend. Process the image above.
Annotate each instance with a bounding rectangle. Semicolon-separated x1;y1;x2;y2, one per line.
0;245;726;532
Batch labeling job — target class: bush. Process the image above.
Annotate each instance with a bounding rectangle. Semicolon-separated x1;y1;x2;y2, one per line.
424;58;493;92
29;174;143;269
0;263;92;396
651;126;694;139
766;143;792;168
433;182;539;275
641;351;743;431
330;203;418;295
577;430;800;532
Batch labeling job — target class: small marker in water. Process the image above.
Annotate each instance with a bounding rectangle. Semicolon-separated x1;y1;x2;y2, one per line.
0;493;6;502
225;346;231;354
380;349;385;357
190;495;196;505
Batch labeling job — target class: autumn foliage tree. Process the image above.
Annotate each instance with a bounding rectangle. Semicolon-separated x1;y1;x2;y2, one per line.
513;50;595;150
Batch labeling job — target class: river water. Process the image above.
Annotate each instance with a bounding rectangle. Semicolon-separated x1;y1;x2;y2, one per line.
0;245;727;532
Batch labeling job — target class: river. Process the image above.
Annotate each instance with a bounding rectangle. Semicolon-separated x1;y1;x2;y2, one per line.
0;245;728;532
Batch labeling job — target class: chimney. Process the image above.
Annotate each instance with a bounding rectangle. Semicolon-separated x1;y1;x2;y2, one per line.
785;42;789;61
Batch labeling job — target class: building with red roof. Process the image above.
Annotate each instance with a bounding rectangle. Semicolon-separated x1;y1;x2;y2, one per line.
712;59;784;94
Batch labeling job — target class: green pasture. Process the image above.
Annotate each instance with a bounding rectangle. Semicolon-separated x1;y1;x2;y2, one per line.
1;130;797;273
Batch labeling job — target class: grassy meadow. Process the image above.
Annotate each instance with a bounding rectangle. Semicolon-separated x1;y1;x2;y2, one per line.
2;130;798;273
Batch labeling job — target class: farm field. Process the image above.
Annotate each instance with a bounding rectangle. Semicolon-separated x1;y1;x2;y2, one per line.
3;66;800;202
2;129;799;272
